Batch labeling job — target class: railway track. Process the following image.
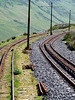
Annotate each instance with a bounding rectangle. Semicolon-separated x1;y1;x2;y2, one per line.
0;29;67;76
0;32;48;99
40;32;75;87
0;27;73;65
0;33;47;77
0;30;75;99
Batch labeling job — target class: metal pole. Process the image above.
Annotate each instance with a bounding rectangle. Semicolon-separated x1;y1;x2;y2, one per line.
27;0;31;49
69;10;71;31
50;2;53;35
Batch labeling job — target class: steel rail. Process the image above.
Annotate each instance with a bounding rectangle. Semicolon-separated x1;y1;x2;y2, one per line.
11;38;27;100
40;32;75;87
11;50;14;100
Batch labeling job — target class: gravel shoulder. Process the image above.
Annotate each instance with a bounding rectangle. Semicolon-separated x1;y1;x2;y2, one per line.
30;34;75;100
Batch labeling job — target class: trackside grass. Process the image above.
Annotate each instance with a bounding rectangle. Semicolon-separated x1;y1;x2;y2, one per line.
62;32;75;51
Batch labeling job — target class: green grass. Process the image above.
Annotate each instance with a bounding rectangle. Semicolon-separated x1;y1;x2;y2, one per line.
14;78;20;88
34;96;44;100
14;67;21;75
62;32;75;51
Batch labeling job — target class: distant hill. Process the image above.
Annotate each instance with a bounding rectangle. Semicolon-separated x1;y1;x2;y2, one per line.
0;0;75;42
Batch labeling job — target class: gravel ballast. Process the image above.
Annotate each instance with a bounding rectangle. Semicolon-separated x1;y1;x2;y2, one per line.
30;34;75;100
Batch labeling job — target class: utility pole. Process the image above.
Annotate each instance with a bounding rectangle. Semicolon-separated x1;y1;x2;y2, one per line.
27;0;31;49
40;2;62;35
69;10;71;32
50;2;53;35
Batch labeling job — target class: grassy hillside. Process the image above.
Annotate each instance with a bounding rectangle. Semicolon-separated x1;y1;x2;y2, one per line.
0;0;75;42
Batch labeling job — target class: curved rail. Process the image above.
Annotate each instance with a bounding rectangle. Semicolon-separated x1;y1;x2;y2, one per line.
45;35;75;76
40;32;75;87
50;35;75;67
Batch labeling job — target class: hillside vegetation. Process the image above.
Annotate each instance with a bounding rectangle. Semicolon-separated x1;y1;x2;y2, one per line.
0;0;75;42
48;23;75;31
62;32;75;51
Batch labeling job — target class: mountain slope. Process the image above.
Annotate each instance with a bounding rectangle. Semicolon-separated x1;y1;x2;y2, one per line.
0;0;75;42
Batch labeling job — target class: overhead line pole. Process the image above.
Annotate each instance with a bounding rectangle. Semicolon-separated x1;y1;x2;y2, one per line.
69;10;71;32
40;2;62;35
27;0;31;49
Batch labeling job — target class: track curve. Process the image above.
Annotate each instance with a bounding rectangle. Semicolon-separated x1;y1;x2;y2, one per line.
40;32;75;87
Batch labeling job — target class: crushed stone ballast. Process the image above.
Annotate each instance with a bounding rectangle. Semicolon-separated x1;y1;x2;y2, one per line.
30;33;75;100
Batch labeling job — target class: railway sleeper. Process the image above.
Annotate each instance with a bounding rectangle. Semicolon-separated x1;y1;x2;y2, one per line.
22;64;35;71
37;82;48;96
22;49;30;54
